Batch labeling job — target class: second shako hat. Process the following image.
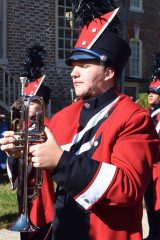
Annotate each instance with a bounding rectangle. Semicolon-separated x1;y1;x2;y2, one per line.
66;1;131;76
22;44;51;105
148;51;160;94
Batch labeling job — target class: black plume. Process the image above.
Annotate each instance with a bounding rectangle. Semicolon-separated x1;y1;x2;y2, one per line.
151;51;160;80
21;44;47;81
73;0;121;34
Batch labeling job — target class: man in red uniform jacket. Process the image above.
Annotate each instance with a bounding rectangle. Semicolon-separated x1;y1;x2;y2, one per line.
0;1;160;240
144;51;160;240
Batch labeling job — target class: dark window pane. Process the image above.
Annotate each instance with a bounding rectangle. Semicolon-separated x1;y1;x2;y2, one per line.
58;17;64;27
59;39;64;48
67;0;72;7
59;7;64;17
73;40;77;46
58;50;64;59
0;23;2;58
125;87;137;101
59;0;64;6
65;40;72;49
65;29;71;38
65;50;71;59
73;30;78;39
59;29;64;38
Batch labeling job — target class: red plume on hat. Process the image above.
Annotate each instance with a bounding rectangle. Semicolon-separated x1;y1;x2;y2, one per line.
66;0;131;76
148;51;160;94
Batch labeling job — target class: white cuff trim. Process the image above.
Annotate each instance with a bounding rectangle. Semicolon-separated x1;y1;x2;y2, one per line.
156;121;160;134
75;162;117;210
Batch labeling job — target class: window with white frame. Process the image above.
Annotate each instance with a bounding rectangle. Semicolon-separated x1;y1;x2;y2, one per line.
57;0;78;64
130;39;142;78
0;0;7;63
130;0;143;12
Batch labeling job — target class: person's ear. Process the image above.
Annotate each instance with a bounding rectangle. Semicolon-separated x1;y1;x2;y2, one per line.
104;67;115;81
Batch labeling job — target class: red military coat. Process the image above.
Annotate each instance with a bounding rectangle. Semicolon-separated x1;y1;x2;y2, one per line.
49;90;159;240
148;106;160;211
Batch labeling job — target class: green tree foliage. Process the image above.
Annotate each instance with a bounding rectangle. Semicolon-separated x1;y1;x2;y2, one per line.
136;93;150;109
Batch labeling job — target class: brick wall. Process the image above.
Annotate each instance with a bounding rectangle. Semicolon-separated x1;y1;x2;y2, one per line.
7;0;73;114
127;0;160;79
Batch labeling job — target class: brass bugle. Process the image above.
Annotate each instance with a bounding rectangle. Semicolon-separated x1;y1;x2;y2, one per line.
10;94;45;232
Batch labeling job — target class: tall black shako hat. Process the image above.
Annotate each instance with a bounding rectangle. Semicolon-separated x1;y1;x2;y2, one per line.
66;0;131;76
22;44;51;105
148;51;160;94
